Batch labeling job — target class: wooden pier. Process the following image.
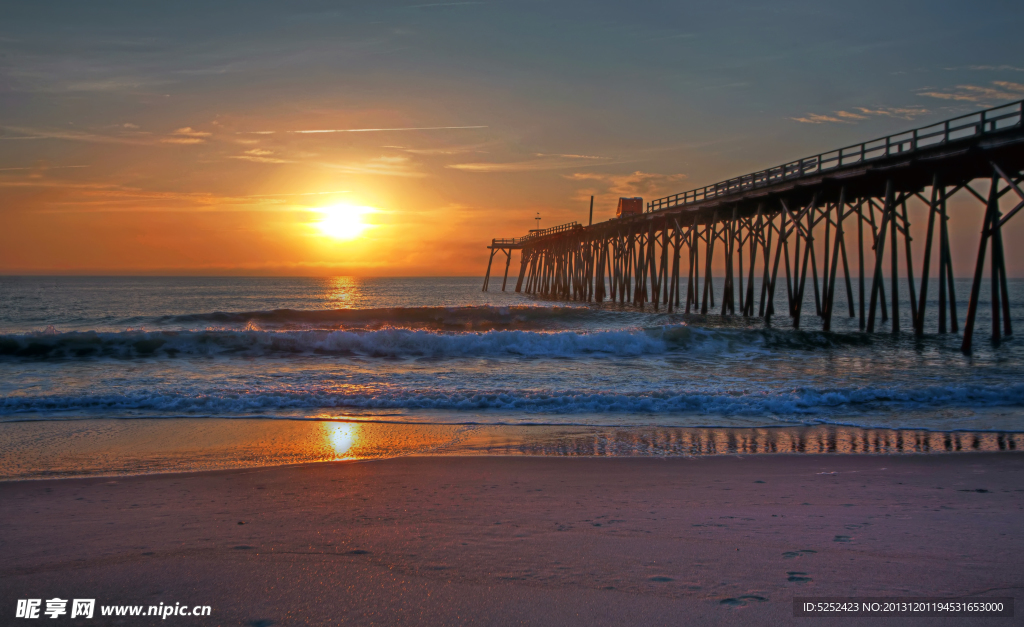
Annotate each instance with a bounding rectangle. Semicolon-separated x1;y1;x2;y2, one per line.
483;100;1024;352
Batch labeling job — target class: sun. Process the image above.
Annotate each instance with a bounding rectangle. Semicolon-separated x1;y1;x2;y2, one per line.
313;204;378;240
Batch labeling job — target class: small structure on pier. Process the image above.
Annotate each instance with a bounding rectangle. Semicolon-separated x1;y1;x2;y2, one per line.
616;197;643;218
482;99;1024;353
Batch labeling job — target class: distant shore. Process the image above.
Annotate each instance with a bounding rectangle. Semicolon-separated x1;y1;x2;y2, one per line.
2;454;1021;625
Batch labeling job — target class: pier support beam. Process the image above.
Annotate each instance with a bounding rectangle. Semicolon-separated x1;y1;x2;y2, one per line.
482;247;497;292
482;129;1023;341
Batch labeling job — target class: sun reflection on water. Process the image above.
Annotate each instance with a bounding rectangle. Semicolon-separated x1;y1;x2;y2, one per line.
327;276;359;306
324;422;361;459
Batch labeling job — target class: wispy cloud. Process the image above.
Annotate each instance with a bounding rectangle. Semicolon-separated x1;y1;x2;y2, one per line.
448;153;614;173
791;105;929;125
853;106;929;119
945;65;1024;73
322;155;423;177
293;125;487;134
533;152;604;160
0;180;300;214
405;2;484;7
173;63;245;76
0;169;354;211
382;143;490;156
5;66;174;94
0;126;151;145
791;113;848;125
160;127;212;145
0;180;130;192
62;78;170;92
228;148;291;164
918;81;1024;103
0;165;89;172
564;171;687;197
246;190;350;198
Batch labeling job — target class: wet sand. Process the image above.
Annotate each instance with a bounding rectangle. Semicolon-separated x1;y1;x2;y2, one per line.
1;454;1022;625
3;419;1022;481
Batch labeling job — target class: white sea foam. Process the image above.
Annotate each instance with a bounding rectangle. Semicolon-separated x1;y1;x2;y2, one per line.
4;383;1024;418
0;322;881;360
0;327;672;358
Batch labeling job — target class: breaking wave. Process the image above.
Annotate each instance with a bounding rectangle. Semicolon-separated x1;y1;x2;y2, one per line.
151;305;605;331
0;323;885;360
4;383;1024;418
0;327;669;359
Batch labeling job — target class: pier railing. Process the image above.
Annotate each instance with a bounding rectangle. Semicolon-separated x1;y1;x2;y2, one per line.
490;221;583;248
648;99;1024;212
523;221;582;241
491;237;526;246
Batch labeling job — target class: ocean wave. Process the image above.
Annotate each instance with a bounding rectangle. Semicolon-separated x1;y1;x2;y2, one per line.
0;327;669;359
151;305;604;331
0;320;891;361
3;383;1024;418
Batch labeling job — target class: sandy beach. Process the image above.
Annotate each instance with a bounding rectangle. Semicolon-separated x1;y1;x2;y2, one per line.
2;454;1021;626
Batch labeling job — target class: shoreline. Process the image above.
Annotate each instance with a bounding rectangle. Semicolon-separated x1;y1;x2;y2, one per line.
1;420;1022;482
5;449;1024;487
2;454;1021;625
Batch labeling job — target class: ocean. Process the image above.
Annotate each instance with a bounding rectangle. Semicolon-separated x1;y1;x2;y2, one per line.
1;275;1022;478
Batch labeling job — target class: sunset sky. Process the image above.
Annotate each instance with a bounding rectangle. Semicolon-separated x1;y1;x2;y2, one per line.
1;0;1022;276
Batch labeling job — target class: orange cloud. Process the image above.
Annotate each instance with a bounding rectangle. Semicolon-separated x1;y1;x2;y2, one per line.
918;81;1024;103
448;153;612;173
0;126;150;145
229;148;291;164
791;113;849;124
792;105;929;124
564;171;687;196
323;155;423;177
854;106;929;119
160;127;212;144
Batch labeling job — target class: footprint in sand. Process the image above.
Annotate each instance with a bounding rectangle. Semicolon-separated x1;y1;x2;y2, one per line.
787;572;812;583
720;595;768;607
